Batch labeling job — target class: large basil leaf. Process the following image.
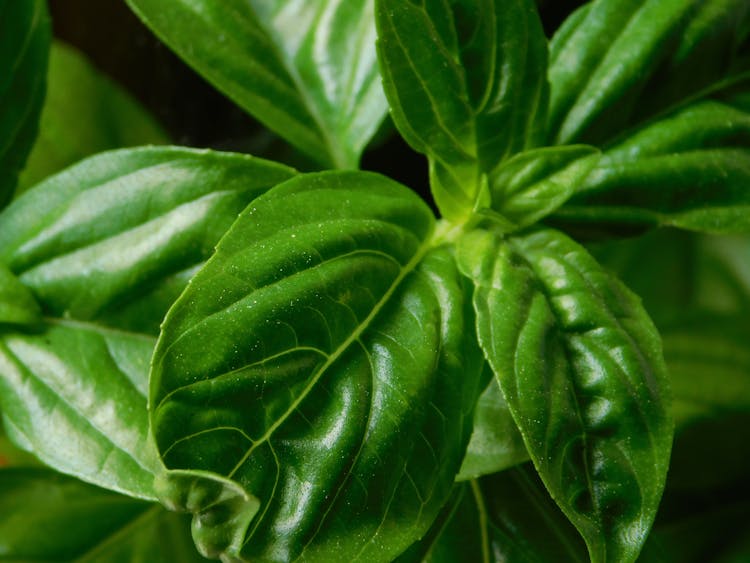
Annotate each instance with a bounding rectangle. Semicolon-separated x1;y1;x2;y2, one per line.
0;417;38;468
375;0;548;221
151;171;485;561
458;228;672;563
457;374;529;481
0;0;50;207
0;147;294;499
554;101;750;234
548;0;750;146
0;467;207;562
16;41;169;195
399;466;588;563
125;0;387;169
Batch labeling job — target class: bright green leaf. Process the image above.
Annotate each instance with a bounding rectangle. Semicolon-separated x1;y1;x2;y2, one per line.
458;228;673;563
548;0;750;146
375;0;548;221
16;41;169;195
0;146;295;334
555;101;750;234
0;324;160;500
0;263;41;327
489;144;599;229
457;374;529;481
0;0;50;207
151;171;485;561
0;467;207;562
125;0;387;169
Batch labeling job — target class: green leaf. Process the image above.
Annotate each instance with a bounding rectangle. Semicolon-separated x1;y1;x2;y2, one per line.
0;147;294;499
125;0;387;169
554;101;750;234
375;0;548;221
399;467;588;563
457;374;529;481
0;146;295;334
151;171;485;561
0;467;207;562
16;41;169;195
548;0;750;146
458;228;673;563
0;417;39;468
0;262;41;327
0;0;50;208
0;323;161;500
488;144;599;229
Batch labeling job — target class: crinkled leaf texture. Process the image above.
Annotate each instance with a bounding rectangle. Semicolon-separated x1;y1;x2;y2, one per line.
126;0;387;169
0;147;294;499
375;0;548;220
398;466;588;563
0;0;50;207
16;40;170;194
150;171;484;561
0;467;207;562
554;100;750;234
458;228;673;563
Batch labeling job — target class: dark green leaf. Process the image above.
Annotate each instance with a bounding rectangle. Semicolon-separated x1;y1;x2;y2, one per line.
0;417;39;468
150;171;485;561
0;467;207;562
400;467;588;563
548;0;750;146
457;374;529;481
555;101;750;234
0;147;293;498
125;0;387;169
0;263;41;327
488;145;599;229
458;228;673;563
16;41;169;195
375;0;548;220
0;0;50;207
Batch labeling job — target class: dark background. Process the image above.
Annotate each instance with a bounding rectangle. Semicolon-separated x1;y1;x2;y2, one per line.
48;0;587;201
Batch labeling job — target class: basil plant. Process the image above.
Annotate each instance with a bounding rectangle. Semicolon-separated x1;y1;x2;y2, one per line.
2;0;749;561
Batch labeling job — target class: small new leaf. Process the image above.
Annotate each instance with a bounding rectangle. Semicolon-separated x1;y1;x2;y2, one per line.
375;0;548;221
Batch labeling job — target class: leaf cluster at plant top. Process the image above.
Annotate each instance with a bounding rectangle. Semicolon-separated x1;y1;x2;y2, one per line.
1;0;749;562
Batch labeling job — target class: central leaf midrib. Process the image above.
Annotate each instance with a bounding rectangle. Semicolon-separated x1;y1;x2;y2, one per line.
226;235;435;479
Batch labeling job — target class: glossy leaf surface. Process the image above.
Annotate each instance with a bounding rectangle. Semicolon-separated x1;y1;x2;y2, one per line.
458;228;672;563
16;41;169;194
0;0;50;207
151;171;485;561
126;0;387;169
376;0;548;220
556;101;750;234
0;146;295;334
0;147;293;498
400;467;588;563
0;468;206;562
489;145;599;229
457;375;528;481
0;323;160;500
547;0;750;146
